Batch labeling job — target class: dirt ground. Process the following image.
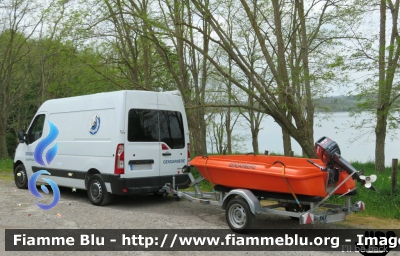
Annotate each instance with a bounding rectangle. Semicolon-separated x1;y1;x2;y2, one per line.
0;175;398;256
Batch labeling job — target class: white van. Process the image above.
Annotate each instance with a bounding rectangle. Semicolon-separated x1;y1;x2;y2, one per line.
13;90;191;205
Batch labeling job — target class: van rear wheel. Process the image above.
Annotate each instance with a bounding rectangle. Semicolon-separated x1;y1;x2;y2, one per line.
14;165;28;189
87;174;111;206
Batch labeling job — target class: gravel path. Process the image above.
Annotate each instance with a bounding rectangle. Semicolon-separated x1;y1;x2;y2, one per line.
0;178;382;256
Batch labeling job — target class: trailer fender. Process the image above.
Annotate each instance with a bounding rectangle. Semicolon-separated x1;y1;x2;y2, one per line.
222;189;261;215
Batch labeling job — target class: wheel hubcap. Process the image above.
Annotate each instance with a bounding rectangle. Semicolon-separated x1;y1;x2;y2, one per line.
16;171;26;184
91;181;102;200
229;203;246;228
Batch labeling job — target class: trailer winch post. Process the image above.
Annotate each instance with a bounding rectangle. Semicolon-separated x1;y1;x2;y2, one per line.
305;170;356;216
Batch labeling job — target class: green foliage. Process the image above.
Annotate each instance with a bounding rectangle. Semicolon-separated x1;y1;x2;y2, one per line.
6;133;17;158
188;167;215;192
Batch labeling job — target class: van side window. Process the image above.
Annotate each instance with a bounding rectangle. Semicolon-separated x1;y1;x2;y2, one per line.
159;110;184;149
128;109;159;142
27;114;45;144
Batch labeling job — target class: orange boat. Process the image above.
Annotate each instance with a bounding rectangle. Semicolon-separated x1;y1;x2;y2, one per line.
188;137;369;198
189;155;355;198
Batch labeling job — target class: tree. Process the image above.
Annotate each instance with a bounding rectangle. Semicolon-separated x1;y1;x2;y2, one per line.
347;0;400;172
375;0;400;172
178;0;348;157
0;0;45;158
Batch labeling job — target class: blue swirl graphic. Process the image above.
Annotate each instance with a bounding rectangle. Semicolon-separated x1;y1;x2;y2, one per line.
28;170;60;210
46;143;58;165
34;121;59;166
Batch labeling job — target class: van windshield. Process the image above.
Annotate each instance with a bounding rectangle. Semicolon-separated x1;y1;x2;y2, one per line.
27;114;46;144
128;109;185;149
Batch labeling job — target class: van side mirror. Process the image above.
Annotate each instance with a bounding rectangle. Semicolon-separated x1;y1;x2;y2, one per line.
18;130;25;143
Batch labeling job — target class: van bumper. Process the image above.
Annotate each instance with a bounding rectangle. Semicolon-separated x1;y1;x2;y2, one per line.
104;174;190;195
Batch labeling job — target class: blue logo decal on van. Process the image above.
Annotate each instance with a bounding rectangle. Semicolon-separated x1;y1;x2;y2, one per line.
89;114;100;135
30;121;60;210
34;121;59;166
28;170;60;210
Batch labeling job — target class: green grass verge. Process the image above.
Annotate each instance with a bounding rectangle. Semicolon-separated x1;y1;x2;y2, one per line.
328;161;400;219
0;158;14;181
0;158;13;172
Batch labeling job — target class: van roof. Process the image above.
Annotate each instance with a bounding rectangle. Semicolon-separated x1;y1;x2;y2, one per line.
37;90;182;113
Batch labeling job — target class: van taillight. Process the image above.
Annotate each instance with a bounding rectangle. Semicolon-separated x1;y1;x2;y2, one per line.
161;143;169;150
187;143;190;162
114;144;124;174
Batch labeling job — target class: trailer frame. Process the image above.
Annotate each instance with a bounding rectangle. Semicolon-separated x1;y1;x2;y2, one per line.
160;170;365;233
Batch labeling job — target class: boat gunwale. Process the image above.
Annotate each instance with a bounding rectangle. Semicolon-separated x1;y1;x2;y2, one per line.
194;164;327;179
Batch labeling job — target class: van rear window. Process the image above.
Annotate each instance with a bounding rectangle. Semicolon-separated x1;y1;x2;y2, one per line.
128;109;184;149
128;109;159;142
159;110;185;149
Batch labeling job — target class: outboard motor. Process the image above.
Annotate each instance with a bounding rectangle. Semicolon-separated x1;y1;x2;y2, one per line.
314;136;376;190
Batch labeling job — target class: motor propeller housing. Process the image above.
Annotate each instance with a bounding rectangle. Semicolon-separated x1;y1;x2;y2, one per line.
314;136;377;191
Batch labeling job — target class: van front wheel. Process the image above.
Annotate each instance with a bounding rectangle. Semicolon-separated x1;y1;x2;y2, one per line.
87;174;111;206
14;165;28;189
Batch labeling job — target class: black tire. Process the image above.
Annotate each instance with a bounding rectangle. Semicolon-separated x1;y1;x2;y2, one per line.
14;165;28;189
285;204;310;220
225;198;255;233
87;174;111;206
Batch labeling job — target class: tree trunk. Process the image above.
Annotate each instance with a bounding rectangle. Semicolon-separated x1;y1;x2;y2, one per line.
251;129;259;154
188;112;204;156
226;60;232;154
198;107;207;155
0;111;8;158
375;0;387;173
282;128;292;156
297;0;315;154
375;111;387;173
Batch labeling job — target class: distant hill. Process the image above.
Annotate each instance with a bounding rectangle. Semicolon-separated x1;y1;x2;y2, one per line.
315;95;359;112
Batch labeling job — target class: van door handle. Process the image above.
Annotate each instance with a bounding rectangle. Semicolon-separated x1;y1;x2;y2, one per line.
162;152;171;156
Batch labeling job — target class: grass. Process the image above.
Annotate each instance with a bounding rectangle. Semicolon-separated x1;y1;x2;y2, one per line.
0;158;13;172
0;158;13;181
327;161;400;219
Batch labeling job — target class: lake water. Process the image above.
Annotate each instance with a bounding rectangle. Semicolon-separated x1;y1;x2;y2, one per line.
208;112;399;167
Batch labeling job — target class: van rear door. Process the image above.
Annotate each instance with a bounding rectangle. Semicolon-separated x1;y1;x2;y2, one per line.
157;93;187;178
124;93;160;179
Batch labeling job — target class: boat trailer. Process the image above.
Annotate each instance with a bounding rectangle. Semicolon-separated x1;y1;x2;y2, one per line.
159;169;367;233
159;137;377;233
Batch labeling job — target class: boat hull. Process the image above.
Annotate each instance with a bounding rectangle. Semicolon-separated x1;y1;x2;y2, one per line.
189;155;356;198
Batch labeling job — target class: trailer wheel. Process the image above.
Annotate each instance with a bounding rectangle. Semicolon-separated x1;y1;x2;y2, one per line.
285;204;310;220
14;164;28;189
226;198;254;233
87;174;111;206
